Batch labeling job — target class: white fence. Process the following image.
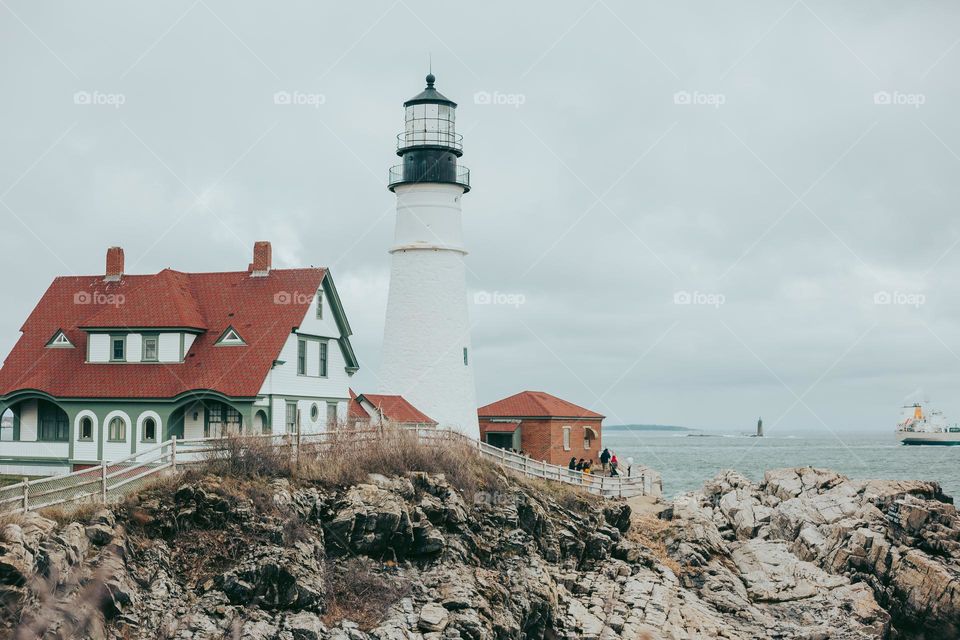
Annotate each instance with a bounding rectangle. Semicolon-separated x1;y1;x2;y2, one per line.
0;428;661;514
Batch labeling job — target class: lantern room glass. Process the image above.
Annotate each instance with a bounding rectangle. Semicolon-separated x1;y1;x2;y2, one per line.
402;103;458;149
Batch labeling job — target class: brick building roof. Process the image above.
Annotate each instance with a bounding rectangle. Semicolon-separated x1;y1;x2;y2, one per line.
477;391;604;420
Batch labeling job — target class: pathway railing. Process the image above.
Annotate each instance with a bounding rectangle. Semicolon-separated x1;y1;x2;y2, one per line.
0;427;660;514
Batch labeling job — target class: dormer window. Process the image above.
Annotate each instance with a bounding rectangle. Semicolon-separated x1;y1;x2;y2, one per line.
216;326;245;346
46;330;73;349
110;335;126;361
142;335;158;361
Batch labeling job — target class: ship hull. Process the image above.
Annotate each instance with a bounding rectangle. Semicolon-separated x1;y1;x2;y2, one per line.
896;432;960;446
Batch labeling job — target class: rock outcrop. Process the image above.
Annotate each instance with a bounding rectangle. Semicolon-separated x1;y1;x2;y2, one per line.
665;467;959;639
0;466;955;638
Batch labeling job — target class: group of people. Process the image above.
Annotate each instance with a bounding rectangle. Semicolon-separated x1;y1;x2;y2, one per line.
568;447;621;476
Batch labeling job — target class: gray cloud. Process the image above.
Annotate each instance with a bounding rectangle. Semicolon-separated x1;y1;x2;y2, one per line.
1;0;959;437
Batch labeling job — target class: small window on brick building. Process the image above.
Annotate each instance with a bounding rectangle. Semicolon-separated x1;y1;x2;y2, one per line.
562;426;571;451
584;426;597;450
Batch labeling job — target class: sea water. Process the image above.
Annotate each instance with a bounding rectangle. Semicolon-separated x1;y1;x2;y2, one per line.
603;430;960;499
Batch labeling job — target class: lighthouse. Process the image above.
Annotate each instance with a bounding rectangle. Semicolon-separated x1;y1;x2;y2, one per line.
379;73;480;439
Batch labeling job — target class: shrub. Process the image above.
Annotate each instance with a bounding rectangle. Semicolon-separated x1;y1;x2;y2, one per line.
298;425;505;499
322;557;410;631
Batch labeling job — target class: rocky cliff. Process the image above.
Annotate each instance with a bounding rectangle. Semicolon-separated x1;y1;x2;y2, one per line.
0;465;956;639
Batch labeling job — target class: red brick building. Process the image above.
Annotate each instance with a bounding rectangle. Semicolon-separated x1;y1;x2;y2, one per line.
477;391;604;466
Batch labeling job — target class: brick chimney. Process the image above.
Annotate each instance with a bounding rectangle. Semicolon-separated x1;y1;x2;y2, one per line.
249;241;271;277
104;246;124;282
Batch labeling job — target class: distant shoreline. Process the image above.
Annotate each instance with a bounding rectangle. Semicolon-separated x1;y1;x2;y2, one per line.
605;424;695;432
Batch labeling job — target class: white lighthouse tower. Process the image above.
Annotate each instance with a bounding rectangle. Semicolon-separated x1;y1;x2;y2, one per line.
380;73;479;439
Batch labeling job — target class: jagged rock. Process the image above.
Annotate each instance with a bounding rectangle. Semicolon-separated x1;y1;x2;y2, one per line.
220;540;324;611
3;466;957;639
418;602;449;631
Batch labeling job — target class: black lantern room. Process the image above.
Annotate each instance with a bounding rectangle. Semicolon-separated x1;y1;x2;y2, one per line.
388;74;470;193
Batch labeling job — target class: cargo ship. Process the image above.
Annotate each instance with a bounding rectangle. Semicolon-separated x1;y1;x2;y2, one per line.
896;402;960;445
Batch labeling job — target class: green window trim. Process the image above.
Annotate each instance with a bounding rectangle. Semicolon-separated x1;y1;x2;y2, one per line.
142;335;159;362
78;417;94;442
316;290;324;319
107;417;127;442
319;341;328;377
285;402;298;434
297;339;307;375
141;417;158;443
110;335;127;362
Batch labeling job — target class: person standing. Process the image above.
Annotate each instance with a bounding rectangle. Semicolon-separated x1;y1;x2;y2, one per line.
600;447;611;471
609;453;619;476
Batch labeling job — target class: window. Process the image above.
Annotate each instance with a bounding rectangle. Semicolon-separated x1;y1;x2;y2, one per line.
108;417;126;442
206;404;222;437
111;335;126;361
224;407;241;434
583;427;596;450
79;417;93;441
463;347;469;366
142;418;157;442
319;342;328;377
142;336;158;362
216;327;245;346
1;409;13;442
310;403;320;422
326;402;338;426
562;426;571;451
38;402;68;441
297;339;307;375
47;331;73;348
316;290;324;319
285;402;298;434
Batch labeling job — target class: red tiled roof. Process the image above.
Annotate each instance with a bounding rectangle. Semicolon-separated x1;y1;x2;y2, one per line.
80;269;206;330
0;267;328;399
347;389;367;419
478;391;604;420
355;392;436;425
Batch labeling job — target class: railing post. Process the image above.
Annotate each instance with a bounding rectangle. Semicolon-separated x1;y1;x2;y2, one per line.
100;462;107;503
171;436;177;472
21;477;28;512
542;459;547;480
600;475;605;497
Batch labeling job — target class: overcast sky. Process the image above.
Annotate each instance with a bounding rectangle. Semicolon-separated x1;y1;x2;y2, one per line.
2;1;959;437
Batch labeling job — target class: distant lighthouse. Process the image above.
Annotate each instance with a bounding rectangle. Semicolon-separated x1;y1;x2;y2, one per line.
379;73;479;438
757;416;764;437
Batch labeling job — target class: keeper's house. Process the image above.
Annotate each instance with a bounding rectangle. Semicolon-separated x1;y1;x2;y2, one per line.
478;391;604;466
0;242;358;476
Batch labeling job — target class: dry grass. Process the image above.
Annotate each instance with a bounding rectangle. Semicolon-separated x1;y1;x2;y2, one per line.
322;557;410;631
202;434;294;479
515;475;600;514
629;513;682;576
297;427;505;500
37;501;104;526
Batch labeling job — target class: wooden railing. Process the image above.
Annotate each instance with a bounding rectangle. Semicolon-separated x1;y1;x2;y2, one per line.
0;427;661;514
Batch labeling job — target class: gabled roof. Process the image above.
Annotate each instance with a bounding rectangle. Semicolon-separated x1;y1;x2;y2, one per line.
0;266;356;400
349;389;437;425
477;391;604;420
